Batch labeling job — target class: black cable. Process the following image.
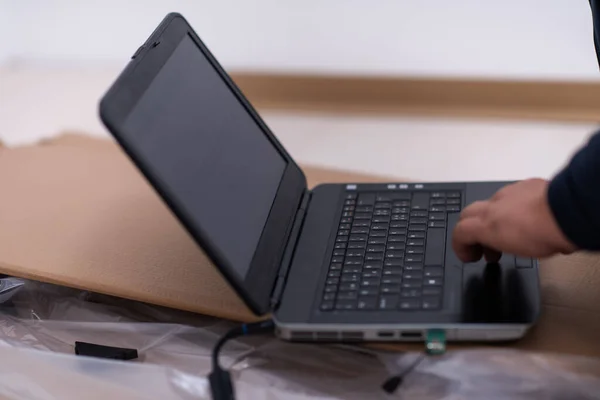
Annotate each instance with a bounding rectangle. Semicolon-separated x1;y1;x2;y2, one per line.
381;353;426;394
209;319;275;400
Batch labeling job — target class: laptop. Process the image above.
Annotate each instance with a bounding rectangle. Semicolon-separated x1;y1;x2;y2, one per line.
99;13;540;343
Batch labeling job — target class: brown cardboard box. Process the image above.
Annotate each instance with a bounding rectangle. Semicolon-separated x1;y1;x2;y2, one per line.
1;134;600;356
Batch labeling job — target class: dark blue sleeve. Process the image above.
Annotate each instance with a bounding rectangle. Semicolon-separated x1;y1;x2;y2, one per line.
549;2;600;249
548;132;600;250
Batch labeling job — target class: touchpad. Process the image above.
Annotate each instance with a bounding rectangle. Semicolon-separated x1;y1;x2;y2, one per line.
462;257;536;323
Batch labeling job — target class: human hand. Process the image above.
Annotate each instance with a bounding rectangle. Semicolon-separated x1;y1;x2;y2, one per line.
452;178;576;263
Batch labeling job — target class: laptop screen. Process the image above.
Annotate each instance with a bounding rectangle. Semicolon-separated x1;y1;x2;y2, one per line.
122;34;287;279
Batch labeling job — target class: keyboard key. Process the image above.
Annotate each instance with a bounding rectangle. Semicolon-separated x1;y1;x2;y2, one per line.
423;297;442;310
447;192;460;198
388;235;407;243
351;227;369;235
424;267;444;277
379;295;399;309
337;291;358;301
381;285;401;294
405;255;423;263
324;285;338;293
430;206;446;212
348;242;366;249
374;210;390;216
391;214;409;221
358;297;378;310
357;193;375;206
382;276;402;284
342;212;353;218
368;237;386;245
352;221;370;228
335;301;357;310
343;206;354;212
342;266;361;273
406;247;424;254
384;259;403;267
424;278;443;286
376;195;392;202
367;245;385;252
447;205;460;212
423;287;442;296
410;211;428;218
340;282;358;291
333;249;345;256
345;199;356;206
355;206;373;213
332;256;344;263
407;239;424;246
409;225;427;232
389;228;407;235
321;301;334;311
403;271;423;280
341;274;360;282
390;192;411;200
341;217;352;223
323;292;336;301
346;193;358;200
404;263;423;271
399;300;421;310
366;253;384;261
386;243;405;251
393;200;410;207
375;202;391;209
334;243;347;250
425;228;445;266
430;199;446;205
369;231;387;238
360;278;381;287
446;199;461;205
391;221;408;229
344;257;363;266
402;280;422;289
330;263;342;271
349;234;367;241
429;213;445;221
410;217;427;224
371;224;389;230
359;288;379;296
336;236;348;243
385;250;404;258
428;221;446;228
408;232;426;239
411;193;429;210
383;267;403;276
515;256;532;268
354;213;371;220
362;270;381;278
340;223;351;230
401;289;422;298
431;192;445;198
328;270;341;278
364;262;383;270
346;250;364;258
372;216;390;223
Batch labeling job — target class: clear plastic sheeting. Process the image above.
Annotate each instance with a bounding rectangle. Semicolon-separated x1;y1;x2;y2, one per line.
0;280;600;399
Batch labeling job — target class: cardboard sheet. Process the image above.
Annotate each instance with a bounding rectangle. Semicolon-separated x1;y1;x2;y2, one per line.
1;134;600;357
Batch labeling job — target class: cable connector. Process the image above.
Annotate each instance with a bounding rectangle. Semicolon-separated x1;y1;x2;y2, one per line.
210;319;275;400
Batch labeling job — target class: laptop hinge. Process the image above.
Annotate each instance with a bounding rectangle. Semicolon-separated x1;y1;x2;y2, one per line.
270;190;311;309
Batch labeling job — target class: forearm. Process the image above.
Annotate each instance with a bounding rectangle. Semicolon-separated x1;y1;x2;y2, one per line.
548;132;600;250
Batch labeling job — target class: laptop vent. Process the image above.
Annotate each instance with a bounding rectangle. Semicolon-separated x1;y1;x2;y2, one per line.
289;331;364;341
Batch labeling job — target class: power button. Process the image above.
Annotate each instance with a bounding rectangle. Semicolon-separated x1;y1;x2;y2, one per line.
131;45;145;59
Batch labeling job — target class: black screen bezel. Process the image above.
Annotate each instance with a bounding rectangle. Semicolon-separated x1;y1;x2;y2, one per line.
99;13;307;316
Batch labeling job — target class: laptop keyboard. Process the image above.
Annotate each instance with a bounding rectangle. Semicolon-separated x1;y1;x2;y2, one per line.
320;190;462;312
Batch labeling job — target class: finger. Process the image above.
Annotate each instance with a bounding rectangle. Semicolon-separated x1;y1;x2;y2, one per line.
459;200;489;221
452;217;488;262
483;247;502;263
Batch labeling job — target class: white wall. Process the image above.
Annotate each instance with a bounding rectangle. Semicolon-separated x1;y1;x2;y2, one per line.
1;0;599;80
